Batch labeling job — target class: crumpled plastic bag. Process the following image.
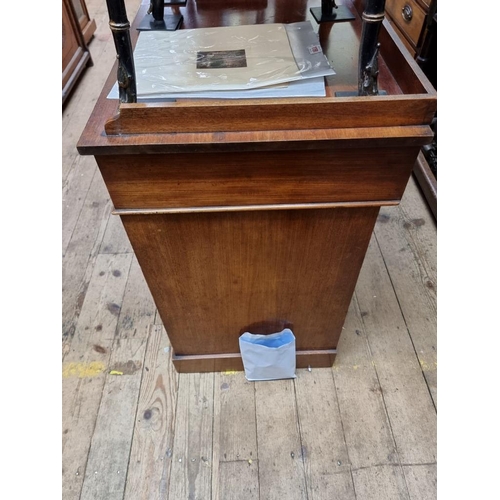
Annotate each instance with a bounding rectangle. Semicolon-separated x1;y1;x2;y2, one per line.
239;328;296;381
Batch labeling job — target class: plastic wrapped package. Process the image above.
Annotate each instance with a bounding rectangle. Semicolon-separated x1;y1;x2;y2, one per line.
107;76;327;100
133;21;335;96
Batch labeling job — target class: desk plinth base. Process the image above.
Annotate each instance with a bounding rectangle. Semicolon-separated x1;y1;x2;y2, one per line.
172;349;337;373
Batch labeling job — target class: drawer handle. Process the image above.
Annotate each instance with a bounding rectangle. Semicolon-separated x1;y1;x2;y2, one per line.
402;4;413;22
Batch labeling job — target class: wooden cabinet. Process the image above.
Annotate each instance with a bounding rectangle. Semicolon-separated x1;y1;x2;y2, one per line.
77;1;436;373
62;0;95;105
384;0;436;86
385;0;426;56
70;0;97;45
384;0;436;219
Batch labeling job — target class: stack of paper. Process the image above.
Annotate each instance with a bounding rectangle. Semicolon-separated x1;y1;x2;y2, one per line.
109;21;334;100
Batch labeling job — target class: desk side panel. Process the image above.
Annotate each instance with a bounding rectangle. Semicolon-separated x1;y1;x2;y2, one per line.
120;207;379;356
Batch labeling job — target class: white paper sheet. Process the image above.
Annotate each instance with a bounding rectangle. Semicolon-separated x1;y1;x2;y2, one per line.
107;76;326;100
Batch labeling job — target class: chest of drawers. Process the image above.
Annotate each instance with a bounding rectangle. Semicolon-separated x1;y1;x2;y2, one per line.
385;0;436;87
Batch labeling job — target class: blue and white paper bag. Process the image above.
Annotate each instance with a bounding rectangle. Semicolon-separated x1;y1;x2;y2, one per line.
239;328;296;381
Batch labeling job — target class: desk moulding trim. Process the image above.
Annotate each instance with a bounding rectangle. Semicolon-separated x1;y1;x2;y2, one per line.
112;200;400;216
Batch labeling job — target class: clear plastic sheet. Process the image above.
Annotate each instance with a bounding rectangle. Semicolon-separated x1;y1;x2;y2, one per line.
133;21;334;96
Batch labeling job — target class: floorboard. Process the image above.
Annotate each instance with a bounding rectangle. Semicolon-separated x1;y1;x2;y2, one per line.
374;179;437;408
212;372;259;500
295;369;356;500
62;1;437;498
123;325;179;500
355;237;437;466
168;373;215;500
255;379;308;500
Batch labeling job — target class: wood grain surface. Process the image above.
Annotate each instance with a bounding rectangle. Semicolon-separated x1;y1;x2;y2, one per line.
120;207;378;358
97;146;419;210
63;0;437;497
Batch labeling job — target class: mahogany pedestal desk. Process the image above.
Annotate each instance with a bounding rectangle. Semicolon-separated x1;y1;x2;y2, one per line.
77;0;436;373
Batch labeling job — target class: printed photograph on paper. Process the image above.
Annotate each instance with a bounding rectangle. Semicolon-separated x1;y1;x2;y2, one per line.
196;49;247;69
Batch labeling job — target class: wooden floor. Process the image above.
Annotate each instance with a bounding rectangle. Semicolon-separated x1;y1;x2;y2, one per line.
62;1;437;498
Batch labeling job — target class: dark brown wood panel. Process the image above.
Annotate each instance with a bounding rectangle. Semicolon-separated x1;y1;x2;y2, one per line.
97;146;419;209
105;96;435;135
120;207;379;356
